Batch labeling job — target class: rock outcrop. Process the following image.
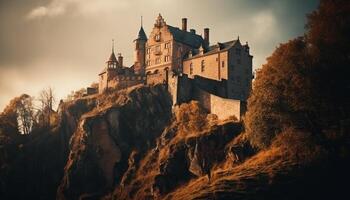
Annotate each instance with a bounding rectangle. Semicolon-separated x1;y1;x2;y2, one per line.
57;85;172;200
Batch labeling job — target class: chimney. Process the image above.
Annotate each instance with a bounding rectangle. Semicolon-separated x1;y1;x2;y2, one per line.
118;53;123;67
204;28;209;45
190;29;196;34
182;18;187;31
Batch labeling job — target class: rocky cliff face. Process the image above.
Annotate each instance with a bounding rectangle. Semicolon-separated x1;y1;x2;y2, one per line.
55;85;251;200
57;85;173;200
0;94;97;199
2;84;347;200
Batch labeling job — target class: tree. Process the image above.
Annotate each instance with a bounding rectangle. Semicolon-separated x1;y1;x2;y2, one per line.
245;0;350;148
16;94;35;134
38;87;56;128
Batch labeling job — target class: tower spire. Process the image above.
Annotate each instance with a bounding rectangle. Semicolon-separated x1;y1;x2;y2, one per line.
141;15;143;27
112;39;115;53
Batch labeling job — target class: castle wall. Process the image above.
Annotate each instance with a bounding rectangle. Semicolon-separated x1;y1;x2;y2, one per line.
146;71;168;85
171;74;242;120
174;73;193;104
227;42;253;101
183;50;228;81
107;75;145;92
194;88;241;120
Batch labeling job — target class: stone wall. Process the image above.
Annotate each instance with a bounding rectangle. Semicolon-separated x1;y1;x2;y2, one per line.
108;75;145;91
194;88;241;120
146;71;168;85
171;74;242;120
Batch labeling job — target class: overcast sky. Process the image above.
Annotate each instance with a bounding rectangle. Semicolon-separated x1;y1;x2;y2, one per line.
0;0;318;111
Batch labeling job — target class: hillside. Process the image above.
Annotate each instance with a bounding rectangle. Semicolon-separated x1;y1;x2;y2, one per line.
1;83;349;200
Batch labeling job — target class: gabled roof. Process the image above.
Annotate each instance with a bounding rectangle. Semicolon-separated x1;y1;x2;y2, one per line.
167;25;204;48
206;40;238;53
184;40;239;59
137;26;147;40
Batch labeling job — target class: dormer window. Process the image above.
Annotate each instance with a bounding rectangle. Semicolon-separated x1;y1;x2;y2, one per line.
199;46;204;55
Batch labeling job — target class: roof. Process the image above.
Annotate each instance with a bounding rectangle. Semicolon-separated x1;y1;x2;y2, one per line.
185;40;239;59
207;40;238;53
167;25;204;48
137;26;147;40
107;51;118;63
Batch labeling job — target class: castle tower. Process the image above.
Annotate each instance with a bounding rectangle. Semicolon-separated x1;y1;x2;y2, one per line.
133;17;147;75
107;39;119;68
98;40;119;93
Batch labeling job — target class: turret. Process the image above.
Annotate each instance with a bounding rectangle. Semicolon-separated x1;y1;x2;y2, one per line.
133;16;147;75
107;39;118;68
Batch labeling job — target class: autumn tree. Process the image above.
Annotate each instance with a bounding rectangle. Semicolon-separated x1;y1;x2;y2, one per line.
16;94;35;134
37;87;56;128
245;0;350;148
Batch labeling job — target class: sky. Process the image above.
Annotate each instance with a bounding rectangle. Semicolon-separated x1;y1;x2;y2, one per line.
0;0;319;111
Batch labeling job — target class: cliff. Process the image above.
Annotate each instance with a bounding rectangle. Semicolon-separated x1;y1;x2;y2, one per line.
1;85;349;200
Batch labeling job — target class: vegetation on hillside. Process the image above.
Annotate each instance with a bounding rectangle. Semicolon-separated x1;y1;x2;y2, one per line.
245;0;350;148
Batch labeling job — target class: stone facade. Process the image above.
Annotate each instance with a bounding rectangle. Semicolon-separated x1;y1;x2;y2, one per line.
98;14;253;120
98;48;145;94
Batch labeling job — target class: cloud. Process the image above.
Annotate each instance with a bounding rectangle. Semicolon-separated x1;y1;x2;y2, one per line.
27;0;67;19
251;10;278;42
27;0;130;19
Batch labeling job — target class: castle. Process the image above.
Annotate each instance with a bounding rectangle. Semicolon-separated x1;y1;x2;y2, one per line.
98;14;253;120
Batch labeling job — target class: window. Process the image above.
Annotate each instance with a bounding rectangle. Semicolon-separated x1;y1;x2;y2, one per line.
156;57;161;64
190;63;193;75
201;60;205;72
165;42;170;49
146;60;151;66
155;34;161;41
164;55;170;62
221;61;225;68
146;48;151;54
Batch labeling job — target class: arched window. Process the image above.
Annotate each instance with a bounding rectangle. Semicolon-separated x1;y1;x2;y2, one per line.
190;63;193;75
201;60;205;72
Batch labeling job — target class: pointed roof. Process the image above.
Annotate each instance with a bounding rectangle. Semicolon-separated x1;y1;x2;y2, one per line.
137;26;147;40
107;39;118;63
108;51;118;62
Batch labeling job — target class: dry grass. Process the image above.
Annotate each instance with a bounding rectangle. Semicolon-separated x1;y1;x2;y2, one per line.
164;128;326;200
